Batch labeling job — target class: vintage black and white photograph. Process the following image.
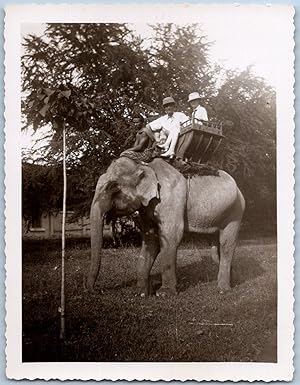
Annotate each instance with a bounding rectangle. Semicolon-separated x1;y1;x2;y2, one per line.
5;4;294;381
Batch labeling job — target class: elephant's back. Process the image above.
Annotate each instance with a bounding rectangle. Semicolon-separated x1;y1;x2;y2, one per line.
186;170;239;229
187;170;237;197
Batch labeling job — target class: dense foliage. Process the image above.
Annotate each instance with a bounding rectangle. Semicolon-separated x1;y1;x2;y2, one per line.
22;23;276;233
22;162;62;229
22;162;88;228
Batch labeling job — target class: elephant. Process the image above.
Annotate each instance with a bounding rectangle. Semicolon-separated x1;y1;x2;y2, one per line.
86;156;245;296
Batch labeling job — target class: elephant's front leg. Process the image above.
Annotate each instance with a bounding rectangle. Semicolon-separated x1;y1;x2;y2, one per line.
136;229;159;297
156;224;184;297
156;243;178;297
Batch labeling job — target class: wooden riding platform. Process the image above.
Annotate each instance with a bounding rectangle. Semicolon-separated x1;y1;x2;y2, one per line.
175;118;224;163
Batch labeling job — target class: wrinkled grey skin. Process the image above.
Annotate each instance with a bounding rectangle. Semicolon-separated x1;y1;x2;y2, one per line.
86;157;245;296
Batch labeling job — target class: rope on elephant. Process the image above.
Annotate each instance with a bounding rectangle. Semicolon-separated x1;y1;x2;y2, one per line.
170;159;220;178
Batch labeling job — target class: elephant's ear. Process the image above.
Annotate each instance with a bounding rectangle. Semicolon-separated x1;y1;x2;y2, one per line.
136;166;159;207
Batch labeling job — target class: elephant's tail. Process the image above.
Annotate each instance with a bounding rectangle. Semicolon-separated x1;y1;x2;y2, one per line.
211;245;219;264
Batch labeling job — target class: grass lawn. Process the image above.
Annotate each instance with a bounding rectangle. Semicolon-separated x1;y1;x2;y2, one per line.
22;239;277;362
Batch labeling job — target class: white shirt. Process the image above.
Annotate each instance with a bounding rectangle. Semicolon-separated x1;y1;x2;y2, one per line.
149;112;189;134
192;105;208;122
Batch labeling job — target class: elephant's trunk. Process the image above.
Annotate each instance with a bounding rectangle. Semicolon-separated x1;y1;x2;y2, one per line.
86;199;106;291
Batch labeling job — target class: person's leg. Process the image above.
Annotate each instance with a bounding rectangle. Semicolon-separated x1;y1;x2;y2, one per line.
157;133;171;151
161;130;179;157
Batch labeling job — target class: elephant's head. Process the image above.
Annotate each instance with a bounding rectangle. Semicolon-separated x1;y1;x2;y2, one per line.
86;157;159;291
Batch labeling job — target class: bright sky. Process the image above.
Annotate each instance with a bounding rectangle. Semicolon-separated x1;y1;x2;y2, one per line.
21;8;283;151
22;10;280;87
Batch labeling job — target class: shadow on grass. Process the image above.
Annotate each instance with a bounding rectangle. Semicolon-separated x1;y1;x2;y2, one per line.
231;256;266;287
146;254;266;295
23;303;160;362
179;258;264;292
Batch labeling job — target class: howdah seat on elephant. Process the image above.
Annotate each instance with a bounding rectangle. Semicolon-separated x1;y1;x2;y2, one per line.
175;118;224;163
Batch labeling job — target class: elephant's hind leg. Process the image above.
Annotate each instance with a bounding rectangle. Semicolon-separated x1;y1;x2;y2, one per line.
210;231;220;264
218;221;240;291
218;190;244;291
136;228;160;297
211;245;220;264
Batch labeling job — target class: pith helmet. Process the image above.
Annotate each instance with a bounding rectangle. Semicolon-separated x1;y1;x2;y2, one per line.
188;92;201;102
162;96;176;106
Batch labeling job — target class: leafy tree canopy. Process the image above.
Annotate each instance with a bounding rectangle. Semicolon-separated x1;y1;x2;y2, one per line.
211;68;276;226
22;23;276;232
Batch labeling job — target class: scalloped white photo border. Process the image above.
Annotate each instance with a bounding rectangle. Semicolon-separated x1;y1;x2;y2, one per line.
4;3;295;381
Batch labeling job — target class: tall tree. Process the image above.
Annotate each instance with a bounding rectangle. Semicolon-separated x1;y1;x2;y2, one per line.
144;24;217;113
22;24;276;232
211;68;276;231
22;23;216;214
22;24;144;162
22;23;149;211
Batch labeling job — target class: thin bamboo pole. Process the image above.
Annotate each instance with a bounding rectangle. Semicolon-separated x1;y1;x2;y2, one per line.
60;124;66;340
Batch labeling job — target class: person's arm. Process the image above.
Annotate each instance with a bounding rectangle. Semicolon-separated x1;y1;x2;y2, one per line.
127;132;149;151
148;117;163;132
160;132;171;148
179;112;190;123
202;107;208;121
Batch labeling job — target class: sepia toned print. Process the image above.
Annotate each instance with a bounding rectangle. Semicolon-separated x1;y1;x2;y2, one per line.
5;4;294;381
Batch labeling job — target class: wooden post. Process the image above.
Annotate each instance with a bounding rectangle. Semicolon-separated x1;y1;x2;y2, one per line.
60;123;66;340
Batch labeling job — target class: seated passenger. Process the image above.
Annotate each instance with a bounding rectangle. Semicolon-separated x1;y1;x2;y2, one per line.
149;96;188;158
120;114;158;162
126;114;155;152
188;92;208;124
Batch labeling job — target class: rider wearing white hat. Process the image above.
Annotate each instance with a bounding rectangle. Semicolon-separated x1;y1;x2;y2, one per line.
188;92;208;124
148;96;188;158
